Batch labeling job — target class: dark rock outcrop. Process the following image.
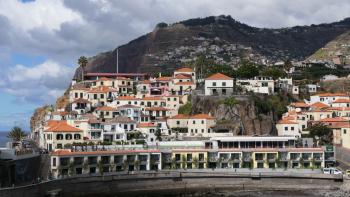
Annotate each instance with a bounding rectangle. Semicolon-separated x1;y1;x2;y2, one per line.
191;95;276;136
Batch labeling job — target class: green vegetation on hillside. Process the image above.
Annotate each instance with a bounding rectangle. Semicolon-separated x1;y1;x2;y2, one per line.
250;92;293;120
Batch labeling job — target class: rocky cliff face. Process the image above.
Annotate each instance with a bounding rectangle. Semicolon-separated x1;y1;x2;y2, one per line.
75;15;350;78
191;95;276;136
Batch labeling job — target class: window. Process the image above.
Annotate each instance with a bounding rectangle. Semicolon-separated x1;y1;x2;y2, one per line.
75;93;78;98
94;94;97;99
74;134;81;140
201;120;204;124
344;129;347;134
174;98;177;101
65;134;72;140
201;129;204;133
291;127;294;131
80;93;83;98
284;127;288;131
222;82;226;86
176;121;180;125
167;98;170;101
100;94;104;99
213;82;216;86
53;158;56;167
193;120;195;124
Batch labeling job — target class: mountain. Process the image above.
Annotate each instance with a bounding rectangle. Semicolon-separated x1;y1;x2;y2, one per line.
75;15;350;77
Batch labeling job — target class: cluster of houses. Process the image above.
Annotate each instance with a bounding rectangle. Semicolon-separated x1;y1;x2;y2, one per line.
277;93;350;149
29;67;347;177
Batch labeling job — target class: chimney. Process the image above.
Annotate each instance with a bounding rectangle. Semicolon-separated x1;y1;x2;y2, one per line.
159;72;162;77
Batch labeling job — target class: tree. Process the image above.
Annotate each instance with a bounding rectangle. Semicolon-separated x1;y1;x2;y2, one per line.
283;59;293;73
178;102;192;115
260;67;286;80
7;126;26;142
307;123;333;145
78;56;88;81
219;97;246;135
236;61;259;79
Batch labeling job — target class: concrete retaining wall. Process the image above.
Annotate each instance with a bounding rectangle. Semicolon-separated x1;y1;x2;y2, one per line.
0;170;343;197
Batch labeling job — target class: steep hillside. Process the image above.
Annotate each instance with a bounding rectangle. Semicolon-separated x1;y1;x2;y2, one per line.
76;15;350;77
308;30;350;65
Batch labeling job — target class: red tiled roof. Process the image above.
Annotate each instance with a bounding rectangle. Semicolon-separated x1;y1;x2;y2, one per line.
190;114;215;119
333;99;350;103
175;67;193;72
145;107;169;111
45;121;82;132
97;77;112;81
175;81;194;85
88;86;117;93
319;117;348;122
174;74;192;79
290;102;309;108
157;76;172;81
142;97;164;101
117;104;140;109
310;102;329;109
95;106;116;111
137;122;156;128
316;93;348;97
205;73;232;80
277;119;298;124
117;96;138;100
72;98;91;104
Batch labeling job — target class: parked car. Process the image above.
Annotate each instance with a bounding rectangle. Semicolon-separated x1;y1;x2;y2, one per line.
323;168;343;175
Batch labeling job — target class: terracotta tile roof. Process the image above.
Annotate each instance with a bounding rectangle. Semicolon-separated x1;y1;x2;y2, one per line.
174;74;192;79
102;116;136;124
46;120;60;128
97;77;112;81
142;97;164;101
117;96;138;100
333;99;350;103
51;111;70;116
88;86;117;93
327;107;350;111
117;104;140;109
175;81;194;85
71;83;89;91
290;102;309;108
45;121;82;132
95;106;116;111
316;93;348;97
310;102;329;109
175;67;193;72
72;98;91;104
157;76;172;81
205;73;233;80
190;113;215;119
137;122;156;128
145;107;169;111
169;114;190;119
328;122;350;129
319;117;348;122
277;119;298;124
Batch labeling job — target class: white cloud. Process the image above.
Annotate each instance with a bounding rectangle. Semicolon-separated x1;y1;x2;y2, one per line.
0;0;349;64
0;60;74;104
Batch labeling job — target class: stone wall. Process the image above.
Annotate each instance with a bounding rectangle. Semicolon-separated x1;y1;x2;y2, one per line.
0;170;342;197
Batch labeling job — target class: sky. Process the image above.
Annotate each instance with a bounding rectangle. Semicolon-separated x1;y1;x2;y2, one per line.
0;0;349;131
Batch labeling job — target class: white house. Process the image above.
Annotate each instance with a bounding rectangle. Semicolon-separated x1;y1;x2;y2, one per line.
204;73;234;96
236;76;274;95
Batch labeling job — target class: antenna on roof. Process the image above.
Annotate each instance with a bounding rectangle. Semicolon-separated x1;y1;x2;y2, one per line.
117;48;119;74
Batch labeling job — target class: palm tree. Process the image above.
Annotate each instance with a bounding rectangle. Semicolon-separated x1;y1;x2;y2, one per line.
78;56;88;81
7;126;26;142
